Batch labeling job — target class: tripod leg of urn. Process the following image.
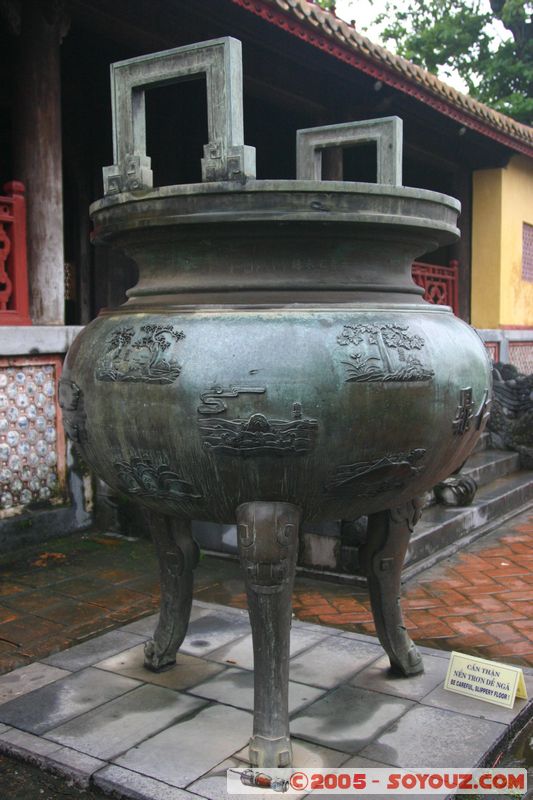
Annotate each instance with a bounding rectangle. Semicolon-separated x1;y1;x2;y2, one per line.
360;498;424;676
144;512;199;672
236;501;301;768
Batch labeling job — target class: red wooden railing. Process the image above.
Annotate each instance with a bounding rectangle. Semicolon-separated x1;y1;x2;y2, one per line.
0;181;31;325
412;259;459;315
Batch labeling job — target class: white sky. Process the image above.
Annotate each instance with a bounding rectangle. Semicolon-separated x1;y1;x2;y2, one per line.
333;0;468;91
333;0;511;94
334;0;385;42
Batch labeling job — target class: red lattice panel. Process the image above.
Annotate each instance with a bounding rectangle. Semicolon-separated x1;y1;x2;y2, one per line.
412;260;459;315
484;342;500;362
0;182;31;325
509;342;533;374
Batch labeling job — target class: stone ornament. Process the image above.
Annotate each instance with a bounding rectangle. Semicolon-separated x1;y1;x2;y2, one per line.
488;362;533;467
434;472;478;506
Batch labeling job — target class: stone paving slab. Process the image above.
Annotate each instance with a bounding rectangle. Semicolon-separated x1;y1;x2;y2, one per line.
291;617;345;635
337;630;386;645
118;606;210;640
0;727;107;786
313;755;451;800
0;727;63;757
42;629;147;671
114;704;253;787
288;636;383;689
187;756;269;800
289;685;414;753
94;765;196;800
0;600;529;800
349;653;448;700
43;746;106;786
232;738;351;768
179;613;252;658
96;643;225;690
118;614;160;638
0;729;109;787
419;672;533;723
45;683;208;760
359;704;507;767
188;666;325;713
0;667;140;734
188;754;311;800
0;662;71;705
206;628;328;671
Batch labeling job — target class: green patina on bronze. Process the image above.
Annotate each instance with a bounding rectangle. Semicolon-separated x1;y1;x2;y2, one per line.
60;37;492;769
66;187;489;523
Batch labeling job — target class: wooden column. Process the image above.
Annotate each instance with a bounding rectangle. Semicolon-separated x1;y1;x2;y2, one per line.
13;0;68;324
452;166;472;323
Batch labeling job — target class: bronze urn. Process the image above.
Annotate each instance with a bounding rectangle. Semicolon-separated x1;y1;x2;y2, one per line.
60;38;492;767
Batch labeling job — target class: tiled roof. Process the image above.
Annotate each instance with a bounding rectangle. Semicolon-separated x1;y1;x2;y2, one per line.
235;0;533;156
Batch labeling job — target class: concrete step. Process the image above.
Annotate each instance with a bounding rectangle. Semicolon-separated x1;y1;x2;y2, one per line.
403;469;533;580
458;449;520;488
472;431;490;454
326;469;533;586
422;448;520;509
194;443;533;587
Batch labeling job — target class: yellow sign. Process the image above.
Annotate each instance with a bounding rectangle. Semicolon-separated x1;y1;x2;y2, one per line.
445;651;528;709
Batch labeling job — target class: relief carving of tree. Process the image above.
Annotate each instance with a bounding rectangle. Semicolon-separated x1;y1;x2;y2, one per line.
337;323;433;383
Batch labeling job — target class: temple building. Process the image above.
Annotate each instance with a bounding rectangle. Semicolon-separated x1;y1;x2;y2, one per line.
0;0;532;538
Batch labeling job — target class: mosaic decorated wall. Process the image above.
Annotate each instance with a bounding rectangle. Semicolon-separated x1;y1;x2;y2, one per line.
0;356;66;516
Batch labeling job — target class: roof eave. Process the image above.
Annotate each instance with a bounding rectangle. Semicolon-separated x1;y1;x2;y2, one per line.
231;0;533;160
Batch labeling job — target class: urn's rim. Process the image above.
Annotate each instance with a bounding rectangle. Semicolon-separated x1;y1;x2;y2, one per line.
90;179;460;250
96;300;456;316
90;178;461;216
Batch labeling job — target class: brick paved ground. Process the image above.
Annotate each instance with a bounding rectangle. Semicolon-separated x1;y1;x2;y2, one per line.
217;508;533;669
0;507;531;675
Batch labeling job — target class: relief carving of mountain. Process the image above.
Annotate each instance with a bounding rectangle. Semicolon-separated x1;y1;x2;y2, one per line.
198;407;318;457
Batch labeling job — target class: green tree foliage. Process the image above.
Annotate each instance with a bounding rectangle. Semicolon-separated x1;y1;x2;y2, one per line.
370;0;533;124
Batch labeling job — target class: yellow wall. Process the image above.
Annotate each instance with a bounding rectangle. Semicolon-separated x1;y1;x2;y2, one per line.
471;168;502;328
472;154;533;328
